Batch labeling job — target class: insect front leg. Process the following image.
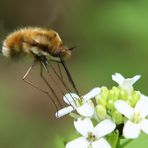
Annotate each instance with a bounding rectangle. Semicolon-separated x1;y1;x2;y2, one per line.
49;57;80;95
49;62;76;108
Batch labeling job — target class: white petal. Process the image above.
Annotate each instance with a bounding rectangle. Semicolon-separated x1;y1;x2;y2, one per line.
140;119;148;134
92;138;111;148
74;118;94;137
135;99;148;118
93;119;116;138
77;102;94;117
112;73;125;85
66;137;89;148
63;93;79;106
123;120;141;139
130;75;141;84
83;87;100;101
55;106;74;118
121;75;141;90
114;100;134;119
112;73;141;90
140;94;148;101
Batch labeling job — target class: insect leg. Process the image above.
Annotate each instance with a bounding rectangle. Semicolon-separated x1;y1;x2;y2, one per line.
40;62;62;107
49;57;80;95
49;62;73;94
49;62;76;107
22;60;37;80
57;63;63;81
22;61;59;114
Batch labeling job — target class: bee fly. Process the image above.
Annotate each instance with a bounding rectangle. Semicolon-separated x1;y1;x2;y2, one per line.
2;27;79;113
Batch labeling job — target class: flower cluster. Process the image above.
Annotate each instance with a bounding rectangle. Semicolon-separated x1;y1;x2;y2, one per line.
56;73;148;148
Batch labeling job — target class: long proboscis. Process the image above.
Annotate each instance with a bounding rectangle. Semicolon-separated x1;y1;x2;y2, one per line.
60;57;80;95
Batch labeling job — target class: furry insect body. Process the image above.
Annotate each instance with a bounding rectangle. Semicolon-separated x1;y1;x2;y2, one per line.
2;27;80;112
2;27;71;59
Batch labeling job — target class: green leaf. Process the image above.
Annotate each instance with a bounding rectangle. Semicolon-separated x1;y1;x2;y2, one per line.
106;130;119;148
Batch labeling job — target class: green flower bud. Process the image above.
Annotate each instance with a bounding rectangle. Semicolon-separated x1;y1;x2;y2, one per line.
106;100;114;110
119;90;128;100
95;94;101;102
109;90;115;100
108;88;118;101
112;110;123;125
127;96;132;102
112;86;120;98
131;91;141;107
96;105;106;119
126;100;131;106
97;98;107;106
101;86;109;99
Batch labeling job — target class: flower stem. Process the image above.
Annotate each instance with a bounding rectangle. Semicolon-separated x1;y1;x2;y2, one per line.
117;138;120;148
120;139;133;148
107;130;119;148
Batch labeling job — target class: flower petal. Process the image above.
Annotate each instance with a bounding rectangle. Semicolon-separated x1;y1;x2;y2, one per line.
63;93;79;106
140;94;148;101
112;73;141;90
135;99;148;118
55;106;74;118
112;73;125;85
123;120;141;139
77;102;94;117
140;119;148;134
129;75;141;85
93;119;116;138
74;118;94;137
121;75;141;90
92;138;111;148
66;137;89;148
83;87;100;101
114;100;134;119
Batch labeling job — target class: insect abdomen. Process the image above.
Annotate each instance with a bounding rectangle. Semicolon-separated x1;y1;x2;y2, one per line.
2;30;30;58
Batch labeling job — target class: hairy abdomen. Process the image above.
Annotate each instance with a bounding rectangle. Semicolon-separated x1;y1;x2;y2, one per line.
2;29;34;58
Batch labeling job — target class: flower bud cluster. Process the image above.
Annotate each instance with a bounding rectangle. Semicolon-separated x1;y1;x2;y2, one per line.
57;73;148;148
96;86;140;124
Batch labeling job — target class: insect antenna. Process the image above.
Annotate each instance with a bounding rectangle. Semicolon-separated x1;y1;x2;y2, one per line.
22;60;59;115
60;57;80;96
68;46;76;51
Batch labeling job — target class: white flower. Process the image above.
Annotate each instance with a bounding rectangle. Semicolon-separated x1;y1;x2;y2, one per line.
66;118;116;148
55;88;100;118
112;73;141;91
115;95;148;139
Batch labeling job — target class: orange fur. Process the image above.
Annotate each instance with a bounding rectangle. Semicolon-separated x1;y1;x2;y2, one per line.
2;27;71;58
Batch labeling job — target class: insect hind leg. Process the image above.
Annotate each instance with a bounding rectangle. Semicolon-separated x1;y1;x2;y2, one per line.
22;60;59;115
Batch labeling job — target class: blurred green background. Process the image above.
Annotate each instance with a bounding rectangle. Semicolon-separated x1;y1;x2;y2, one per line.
0;0;148;147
